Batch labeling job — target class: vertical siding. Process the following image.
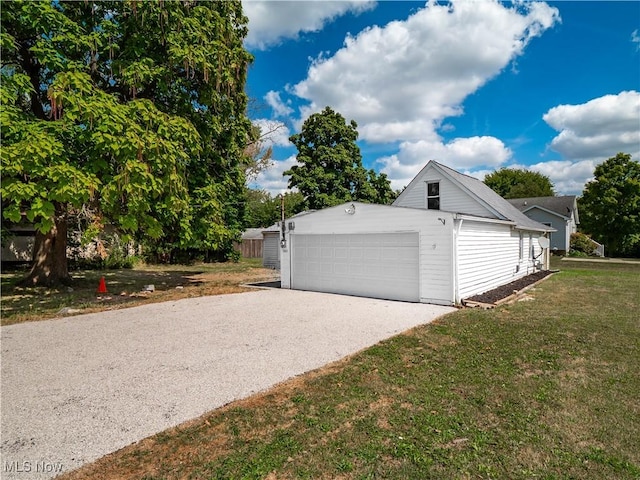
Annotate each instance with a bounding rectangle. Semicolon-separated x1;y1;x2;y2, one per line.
234;239;263;258
262;233;280;269
457;221;543;300
394;167;494;217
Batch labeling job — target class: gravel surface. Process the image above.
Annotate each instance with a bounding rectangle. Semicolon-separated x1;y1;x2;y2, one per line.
1;289;454;479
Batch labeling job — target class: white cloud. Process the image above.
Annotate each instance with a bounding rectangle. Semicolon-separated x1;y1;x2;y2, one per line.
264;90;293;117
529;159;599;196
287;0;559;189
252;119;291;147
543;91;640;160
377;136;512;190
293;0;560;144
251;156;298;196
243;1;376;50
533;91;640;195
632;29;640;50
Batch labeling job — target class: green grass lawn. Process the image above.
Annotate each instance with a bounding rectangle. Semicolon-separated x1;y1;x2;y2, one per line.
61;260;640;480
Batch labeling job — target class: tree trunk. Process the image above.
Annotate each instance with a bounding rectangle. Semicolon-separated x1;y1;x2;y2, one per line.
20;206;72;287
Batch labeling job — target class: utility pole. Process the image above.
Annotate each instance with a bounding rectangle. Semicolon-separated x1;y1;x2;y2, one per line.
280;194;286;248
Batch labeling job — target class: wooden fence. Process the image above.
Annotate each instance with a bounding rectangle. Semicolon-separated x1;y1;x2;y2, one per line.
234;239;263;258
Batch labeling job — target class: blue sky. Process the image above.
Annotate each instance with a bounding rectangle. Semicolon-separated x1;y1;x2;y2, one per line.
242;1;640;196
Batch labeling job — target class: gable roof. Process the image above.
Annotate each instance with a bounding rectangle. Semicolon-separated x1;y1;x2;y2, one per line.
507;196;579;223
242;228;266;240
396;161;554;232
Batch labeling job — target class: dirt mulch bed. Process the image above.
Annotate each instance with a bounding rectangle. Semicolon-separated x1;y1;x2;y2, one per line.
464;270;554;305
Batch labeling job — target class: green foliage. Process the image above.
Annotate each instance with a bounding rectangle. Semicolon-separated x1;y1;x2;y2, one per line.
244;189;305;228
0;0;253;282
578;153;640;257
484;168;555;199
570;232;597;256
285;107;395;210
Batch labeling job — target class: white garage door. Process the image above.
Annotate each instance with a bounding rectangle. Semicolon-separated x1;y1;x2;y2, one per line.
290;232;420;302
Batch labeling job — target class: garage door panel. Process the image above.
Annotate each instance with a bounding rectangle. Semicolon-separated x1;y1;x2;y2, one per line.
291;233;419;302
335;247;348;259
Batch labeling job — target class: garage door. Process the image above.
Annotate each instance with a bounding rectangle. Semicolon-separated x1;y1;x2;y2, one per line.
291;232;419;302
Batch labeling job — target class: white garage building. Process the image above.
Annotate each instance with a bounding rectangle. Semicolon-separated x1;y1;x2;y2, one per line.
280;161;554;306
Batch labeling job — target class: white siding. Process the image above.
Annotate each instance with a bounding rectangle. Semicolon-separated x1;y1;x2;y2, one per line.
395;165;494;217
397;181;426;209
457;220;544;300
281;203;455;305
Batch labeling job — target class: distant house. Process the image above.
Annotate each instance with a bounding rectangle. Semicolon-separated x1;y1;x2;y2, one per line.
507;196;579;254
1;222;35;263
278;160;554;306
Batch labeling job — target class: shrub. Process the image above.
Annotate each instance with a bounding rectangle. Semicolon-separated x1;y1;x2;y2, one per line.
570;232;596;256
68;232;140;270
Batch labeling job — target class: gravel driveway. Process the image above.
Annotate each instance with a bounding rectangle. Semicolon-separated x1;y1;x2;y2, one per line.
1;289;454;479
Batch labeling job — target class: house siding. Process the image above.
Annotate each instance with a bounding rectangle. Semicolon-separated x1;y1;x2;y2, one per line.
280;203;455;305
457;220;543;300
524;207;571;252
395;168;494;218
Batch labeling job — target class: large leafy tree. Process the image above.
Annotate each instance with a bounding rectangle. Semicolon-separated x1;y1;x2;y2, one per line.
578;153;640;257
284;107;395;210
484;168;555;199
1;1;253;285
244;189;304;228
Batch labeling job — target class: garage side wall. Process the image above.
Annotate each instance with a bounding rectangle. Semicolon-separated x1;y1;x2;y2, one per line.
457;220;544;300
280;204;455;305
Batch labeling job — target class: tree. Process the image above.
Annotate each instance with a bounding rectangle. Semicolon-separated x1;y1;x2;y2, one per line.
244;190;304;228
484;168;555;199
578;153;640;257
284;107;395;210
1;1;253;285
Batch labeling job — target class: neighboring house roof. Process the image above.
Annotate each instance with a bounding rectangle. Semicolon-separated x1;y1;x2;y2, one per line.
507;196;579;224
262;223;280;233
396;161;554;232
241;228;266;240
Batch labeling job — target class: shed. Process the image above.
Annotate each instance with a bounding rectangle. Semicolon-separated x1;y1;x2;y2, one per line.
262;223;281;269
280;161;554;305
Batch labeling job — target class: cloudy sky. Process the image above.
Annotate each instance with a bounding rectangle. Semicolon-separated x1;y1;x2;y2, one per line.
242;0;640;196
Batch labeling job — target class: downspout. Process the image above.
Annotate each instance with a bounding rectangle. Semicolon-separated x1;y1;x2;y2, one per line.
452;215;463;305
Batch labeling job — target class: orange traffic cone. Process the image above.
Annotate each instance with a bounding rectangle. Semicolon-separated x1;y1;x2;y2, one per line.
96;276;108;294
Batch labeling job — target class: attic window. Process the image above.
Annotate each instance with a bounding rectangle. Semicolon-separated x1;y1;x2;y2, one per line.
427;182;440;210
